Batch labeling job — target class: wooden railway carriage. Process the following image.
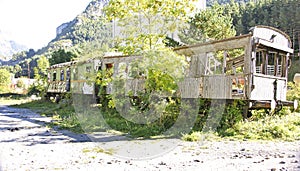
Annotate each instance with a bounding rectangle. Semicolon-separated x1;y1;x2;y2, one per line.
47;25;297;114
175;25;297;114
47;54;140;98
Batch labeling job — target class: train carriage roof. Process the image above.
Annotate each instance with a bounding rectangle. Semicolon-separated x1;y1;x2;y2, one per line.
174;25;293;55
48;61;78;69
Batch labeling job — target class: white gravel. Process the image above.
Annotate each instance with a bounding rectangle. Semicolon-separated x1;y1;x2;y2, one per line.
0;105;299;171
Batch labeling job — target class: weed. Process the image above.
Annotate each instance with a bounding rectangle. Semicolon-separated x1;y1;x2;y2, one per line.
82;147;114;155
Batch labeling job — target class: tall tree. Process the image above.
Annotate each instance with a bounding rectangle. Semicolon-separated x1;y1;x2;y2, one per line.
49;49;77;65
102;0;195;127
104;0;197;54
180;2;236;44
36;56;50;78
13;64;22;78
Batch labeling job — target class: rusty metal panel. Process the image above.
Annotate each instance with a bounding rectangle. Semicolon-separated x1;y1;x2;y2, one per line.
202;75;232;99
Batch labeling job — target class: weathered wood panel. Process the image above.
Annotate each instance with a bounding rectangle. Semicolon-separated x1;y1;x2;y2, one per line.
188;53;207;77
174;35;251;56
202;76;232;99
179;78;202;98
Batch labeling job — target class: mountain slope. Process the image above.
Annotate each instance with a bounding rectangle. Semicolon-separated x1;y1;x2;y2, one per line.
45;0;110;51
0;30;27;60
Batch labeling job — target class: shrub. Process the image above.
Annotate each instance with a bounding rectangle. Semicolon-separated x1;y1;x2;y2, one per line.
16;79;25;89
232;113;300;141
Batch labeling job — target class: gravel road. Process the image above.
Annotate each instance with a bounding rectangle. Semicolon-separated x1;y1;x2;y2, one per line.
0;105;299;171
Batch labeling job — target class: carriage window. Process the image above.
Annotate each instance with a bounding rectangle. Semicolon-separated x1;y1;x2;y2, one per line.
60;69;64;81
267;52;275;76
105;63;114;76
106;63;113;70
66;68;71;80
276;54;283;77
118;62;127;78
205;53;222;75
256;51;263;74
52;71;57;81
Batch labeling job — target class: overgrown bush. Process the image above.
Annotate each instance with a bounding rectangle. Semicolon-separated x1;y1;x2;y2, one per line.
16;79;25;89
231;113;300;141
27;83;45;96
287;82;300;101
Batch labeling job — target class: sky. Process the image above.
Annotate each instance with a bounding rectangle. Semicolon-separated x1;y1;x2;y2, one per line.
0;0;92;50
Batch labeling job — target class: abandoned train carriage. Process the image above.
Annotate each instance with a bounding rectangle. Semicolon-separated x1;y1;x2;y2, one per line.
47;54;140;98
46;25;298;113
175;25;297;113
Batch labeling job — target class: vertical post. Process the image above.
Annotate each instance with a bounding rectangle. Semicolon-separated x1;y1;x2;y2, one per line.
274;52;278;76
223;51;227;74
244;38;252;100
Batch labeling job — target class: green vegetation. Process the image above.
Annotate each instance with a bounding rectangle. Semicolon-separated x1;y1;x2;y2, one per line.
49;49;77;65
0;68;12;93
82;146;114;155
10;92;299;141
13;99;84;133
28;56;50;97
2;0;300;142
182;83;300;141
0;94;30;106
180;2;236;44
5;82;300;141
182;110;300;141
230;112;300;141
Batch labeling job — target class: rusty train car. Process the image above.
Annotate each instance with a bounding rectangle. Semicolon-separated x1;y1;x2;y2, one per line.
47;26;298;114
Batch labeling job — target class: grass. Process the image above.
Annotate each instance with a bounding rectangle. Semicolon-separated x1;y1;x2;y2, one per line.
231;112;300;141
182;132;222;142
12;99;85;133
4;95;300;141
183;109;300;142
82;146;114;155
0;93;31;106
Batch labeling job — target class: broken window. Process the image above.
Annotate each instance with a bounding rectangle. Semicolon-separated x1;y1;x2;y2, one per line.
117;62;128;78
223;48;245;75
255;49;285;77
205;53;222;75
105;63;114;77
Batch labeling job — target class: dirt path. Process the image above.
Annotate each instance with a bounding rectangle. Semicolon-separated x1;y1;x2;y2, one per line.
0;105;299;171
